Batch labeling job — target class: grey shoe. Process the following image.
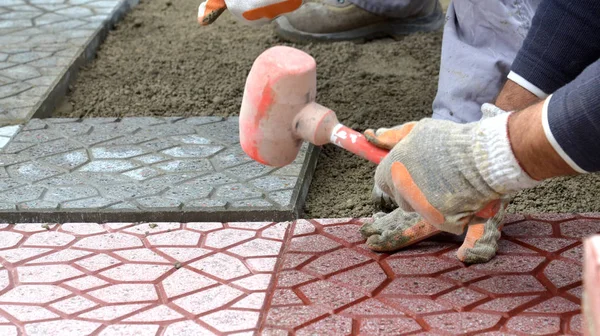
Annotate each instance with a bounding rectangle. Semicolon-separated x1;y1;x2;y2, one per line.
274;0;444;43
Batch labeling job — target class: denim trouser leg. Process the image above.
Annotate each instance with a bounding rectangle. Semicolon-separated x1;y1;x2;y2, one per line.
432;0;541;123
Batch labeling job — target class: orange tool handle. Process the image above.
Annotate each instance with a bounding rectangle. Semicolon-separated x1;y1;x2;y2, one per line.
329;124;389;164
329;123;500;220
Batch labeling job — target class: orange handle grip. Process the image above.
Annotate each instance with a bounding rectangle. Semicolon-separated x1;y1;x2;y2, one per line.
329;124;388;164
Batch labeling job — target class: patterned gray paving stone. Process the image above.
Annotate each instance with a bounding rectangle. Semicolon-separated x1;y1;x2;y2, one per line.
0;0;139;124
0;118;319;222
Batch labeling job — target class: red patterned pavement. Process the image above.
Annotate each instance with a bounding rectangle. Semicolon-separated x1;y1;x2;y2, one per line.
0;214;597;335
264;215;594;336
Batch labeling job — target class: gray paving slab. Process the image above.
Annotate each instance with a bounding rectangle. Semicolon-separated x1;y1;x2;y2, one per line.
0;117;319;222
0;0;138;125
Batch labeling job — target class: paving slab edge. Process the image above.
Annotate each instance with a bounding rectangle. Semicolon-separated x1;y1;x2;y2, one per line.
0;0;140;125
0;144;320;223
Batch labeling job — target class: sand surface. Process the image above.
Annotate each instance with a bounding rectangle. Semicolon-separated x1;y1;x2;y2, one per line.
55;0;600;217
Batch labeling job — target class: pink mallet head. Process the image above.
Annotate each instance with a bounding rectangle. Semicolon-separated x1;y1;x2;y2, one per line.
240;46;338;167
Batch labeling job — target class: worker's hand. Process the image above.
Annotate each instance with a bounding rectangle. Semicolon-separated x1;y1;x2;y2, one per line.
361;197;509;263
361;209;441;252
364;104;540;235
198;0;302;26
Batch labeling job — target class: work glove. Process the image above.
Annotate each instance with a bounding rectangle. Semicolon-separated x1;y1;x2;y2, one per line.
198;0;302;26
361;199;509;263
361;104;539;263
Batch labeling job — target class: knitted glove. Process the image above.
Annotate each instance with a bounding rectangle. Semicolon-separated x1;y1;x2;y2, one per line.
198;0;302;26
364;104;539;235
361;197;510;263
361;104;535;263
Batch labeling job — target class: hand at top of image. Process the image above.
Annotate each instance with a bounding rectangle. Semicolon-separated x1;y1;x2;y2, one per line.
198;0;302;26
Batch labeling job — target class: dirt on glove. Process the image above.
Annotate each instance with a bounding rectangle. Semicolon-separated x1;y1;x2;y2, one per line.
54;0;600;218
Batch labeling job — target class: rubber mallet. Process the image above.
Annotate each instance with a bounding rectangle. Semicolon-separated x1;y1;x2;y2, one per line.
239;45;387;167
239;46;501;219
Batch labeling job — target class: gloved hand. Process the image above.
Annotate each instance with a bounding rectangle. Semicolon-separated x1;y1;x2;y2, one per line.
363;103;539;235
360;104;537;263
198;0;302;26
361;198;510;263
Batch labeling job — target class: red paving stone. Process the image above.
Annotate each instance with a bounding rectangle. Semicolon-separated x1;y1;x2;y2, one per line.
0;214;596;335
264;215;594;335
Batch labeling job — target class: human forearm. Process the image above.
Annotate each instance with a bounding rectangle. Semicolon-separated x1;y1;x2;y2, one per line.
509;58;600;180
508;100;576;180
494;79;540;112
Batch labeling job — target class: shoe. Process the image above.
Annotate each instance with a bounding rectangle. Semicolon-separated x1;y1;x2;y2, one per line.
274;0;443;43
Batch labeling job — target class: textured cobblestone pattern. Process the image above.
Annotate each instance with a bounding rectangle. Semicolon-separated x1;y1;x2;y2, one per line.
0;0;138;124
0;214;595;335
265;214;593;335
0;117;318;222
0;221;288;335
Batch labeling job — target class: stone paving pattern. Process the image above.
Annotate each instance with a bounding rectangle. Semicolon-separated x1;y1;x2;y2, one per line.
0;0;137;124
0;117;317;222
0;221;289;335
0;214;596;335
265;214;594;335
